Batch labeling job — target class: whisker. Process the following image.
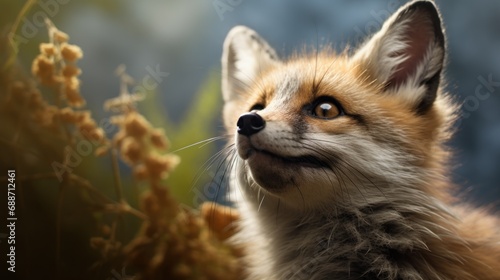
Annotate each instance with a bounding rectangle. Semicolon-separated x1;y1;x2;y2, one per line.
208;147;238;230
292;177;306;212
190;144;235;192
226;150;240;202
258;194;266;213
300;142;374;204
327;221;337;248
275;198;281;225
225;150;239;231
299;143;352;204
335;156;387;200
171;135;227;153
312;19;320;97
313;57;337;95
334;163;369;204
303;135;387;199
257;187;262;206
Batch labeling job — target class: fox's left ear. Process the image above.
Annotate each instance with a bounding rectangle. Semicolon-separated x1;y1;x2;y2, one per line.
353;1;445;114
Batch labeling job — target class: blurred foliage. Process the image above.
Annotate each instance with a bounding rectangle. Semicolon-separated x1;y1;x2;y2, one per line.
2;0;36;70
140;73;222;207
0;2;237;279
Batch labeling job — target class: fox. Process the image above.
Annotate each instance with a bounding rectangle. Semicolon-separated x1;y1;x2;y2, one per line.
219;1;500;279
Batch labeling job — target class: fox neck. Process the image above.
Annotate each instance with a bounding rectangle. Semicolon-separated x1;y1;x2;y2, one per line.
234;164;461;279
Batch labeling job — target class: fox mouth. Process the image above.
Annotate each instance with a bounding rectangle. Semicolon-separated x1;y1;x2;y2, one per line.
247;149;330;169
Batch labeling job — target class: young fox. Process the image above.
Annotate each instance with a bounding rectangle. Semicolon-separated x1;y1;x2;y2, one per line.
220;1;500;279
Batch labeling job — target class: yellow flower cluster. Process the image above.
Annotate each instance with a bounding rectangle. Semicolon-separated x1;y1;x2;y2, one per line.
125;187;243;280
102;67;243;279
7;81;58;131
106;66;179;182
4;14;244;280
5;19;108;152
114;112;179;181
31;19;84;107
59;107;105;143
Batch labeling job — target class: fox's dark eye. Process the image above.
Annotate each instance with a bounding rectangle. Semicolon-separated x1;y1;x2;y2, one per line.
250;103;265;112
310;97;342;119
314;102;339;118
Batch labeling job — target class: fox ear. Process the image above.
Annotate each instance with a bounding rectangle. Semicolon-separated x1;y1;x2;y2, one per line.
353;1;445;114
222;26;280;103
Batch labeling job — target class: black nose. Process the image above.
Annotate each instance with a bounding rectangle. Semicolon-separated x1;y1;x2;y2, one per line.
237;112;266;136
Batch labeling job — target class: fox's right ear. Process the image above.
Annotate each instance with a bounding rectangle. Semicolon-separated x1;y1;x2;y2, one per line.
352;1;445;114
222;26;280;103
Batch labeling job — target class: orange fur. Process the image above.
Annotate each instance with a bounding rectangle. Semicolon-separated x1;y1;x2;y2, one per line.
221;1;500;279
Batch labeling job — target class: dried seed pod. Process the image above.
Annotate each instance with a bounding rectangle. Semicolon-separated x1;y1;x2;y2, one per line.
32;55;59;86
40;43;56;56
54;30;69;43
62;64;81;78
124;112;150;139
150;128;169;150
60;43;83;62
120;137;143;164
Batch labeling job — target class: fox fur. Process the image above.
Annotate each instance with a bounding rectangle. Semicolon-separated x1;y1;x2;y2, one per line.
220;1;500;279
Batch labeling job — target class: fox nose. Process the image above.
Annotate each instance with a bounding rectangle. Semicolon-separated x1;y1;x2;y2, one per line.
237;112;266;136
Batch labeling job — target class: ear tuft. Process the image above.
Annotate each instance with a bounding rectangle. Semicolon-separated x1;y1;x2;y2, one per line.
353;1;445;113
221;26;280;103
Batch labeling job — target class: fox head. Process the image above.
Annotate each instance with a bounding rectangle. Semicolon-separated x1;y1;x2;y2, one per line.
221;1;455;211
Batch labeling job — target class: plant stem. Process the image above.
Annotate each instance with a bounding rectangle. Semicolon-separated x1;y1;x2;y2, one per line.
111;147;124;203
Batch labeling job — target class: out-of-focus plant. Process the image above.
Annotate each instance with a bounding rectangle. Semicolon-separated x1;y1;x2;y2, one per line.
0;14;242;280
139;73;222;206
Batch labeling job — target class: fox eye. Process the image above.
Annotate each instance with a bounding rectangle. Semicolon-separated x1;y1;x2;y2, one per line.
250;103;265;112
310;97;342;119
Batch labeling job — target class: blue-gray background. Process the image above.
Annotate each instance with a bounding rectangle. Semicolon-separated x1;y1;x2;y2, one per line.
10;0;500;207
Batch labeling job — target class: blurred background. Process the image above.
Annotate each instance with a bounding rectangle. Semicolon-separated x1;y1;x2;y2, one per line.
0;0;499;279
4;0;500;206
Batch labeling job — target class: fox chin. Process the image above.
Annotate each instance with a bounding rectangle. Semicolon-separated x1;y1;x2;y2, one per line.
220;1;500;279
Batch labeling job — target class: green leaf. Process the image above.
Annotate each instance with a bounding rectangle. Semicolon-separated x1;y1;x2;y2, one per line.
141;71;223;207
